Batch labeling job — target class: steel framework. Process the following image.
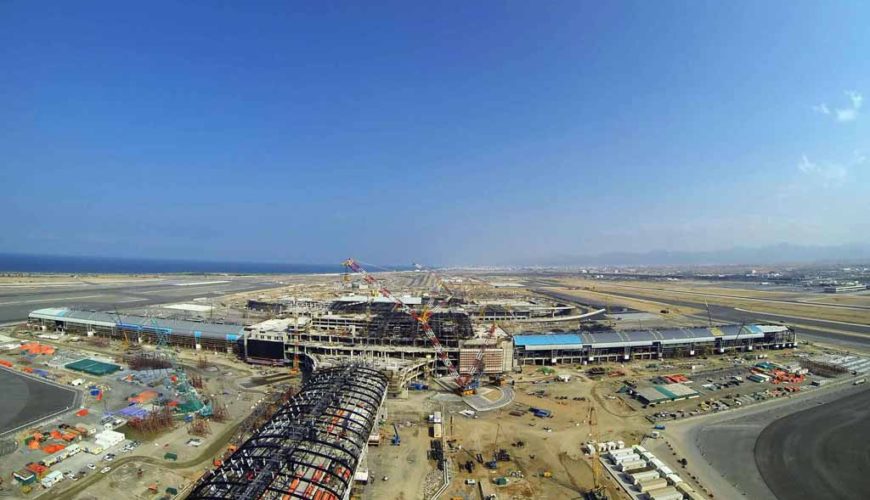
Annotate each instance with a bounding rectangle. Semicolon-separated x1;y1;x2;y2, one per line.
187;364;388;500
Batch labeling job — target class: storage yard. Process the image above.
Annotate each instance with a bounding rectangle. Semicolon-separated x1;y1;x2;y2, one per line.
0;267;866;499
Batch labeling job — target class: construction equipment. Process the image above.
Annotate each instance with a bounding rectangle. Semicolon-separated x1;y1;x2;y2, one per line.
586;405;608;500
343;259;461;381
485;423;501;469
149;313;211;417
391;423;401;446
111;308;132;349
458;321;500;395
288;309;301;377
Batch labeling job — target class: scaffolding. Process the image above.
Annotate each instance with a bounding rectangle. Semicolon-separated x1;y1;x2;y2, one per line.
188;364;388;500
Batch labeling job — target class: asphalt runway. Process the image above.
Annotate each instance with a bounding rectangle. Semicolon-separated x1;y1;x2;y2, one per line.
0;276;290;323
669;381;870;500
755;386;870;500
0;368;79;436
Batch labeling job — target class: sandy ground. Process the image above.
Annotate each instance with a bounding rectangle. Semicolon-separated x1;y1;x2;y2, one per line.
554;279;870;325
361;367;652;500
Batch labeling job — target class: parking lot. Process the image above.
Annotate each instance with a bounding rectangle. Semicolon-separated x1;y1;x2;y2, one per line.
618;364;818;424
38;437;142;489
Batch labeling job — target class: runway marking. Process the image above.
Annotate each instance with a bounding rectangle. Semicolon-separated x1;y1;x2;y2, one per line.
0;294;105;306
173;281;231;286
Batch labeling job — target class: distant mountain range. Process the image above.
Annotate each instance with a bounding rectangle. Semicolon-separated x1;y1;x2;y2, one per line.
533;243;870;267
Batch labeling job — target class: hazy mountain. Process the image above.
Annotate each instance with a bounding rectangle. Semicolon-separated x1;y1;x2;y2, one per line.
535;243;870;267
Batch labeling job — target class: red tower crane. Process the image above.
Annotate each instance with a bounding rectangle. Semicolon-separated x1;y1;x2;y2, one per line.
342;259;461;381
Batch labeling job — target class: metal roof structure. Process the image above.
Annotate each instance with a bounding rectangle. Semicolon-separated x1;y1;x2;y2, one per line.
513;324;787;350
188;364;388;500
29;308;245;341
514;334;583;350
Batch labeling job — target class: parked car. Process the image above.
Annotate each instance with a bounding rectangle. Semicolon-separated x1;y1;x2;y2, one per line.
87;464;96;470
100;467;112;474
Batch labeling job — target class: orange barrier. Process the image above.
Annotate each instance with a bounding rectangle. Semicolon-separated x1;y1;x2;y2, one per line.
128;389;159;404
42;443;66;454
26;463;48;475
19;343;55;355
76;409;89;417
0;359;12;367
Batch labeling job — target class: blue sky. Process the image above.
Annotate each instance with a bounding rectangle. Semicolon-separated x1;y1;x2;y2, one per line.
1;1;868;265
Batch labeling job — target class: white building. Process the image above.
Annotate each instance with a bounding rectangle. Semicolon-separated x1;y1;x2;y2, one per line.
94;430;125;449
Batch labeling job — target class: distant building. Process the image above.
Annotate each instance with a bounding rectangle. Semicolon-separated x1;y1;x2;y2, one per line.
823;283;867;293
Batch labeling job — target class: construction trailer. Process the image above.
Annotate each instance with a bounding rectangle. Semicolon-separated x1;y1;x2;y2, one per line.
187;364;388;500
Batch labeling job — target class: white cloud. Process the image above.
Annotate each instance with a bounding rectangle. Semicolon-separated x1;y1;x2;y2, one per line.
835;90;862;122
836;108;858;122
847;90;863;109
814;91;863;122
796;154;849;187
812;103;830;115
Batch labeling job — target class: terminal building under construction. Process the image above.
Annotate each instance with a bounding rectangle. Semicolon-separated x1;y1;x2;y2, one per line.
29;305;796;374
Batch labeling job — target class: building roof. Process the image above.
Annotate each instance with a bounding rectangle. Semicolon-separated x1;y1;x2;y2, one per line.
514;324;787;350
334;295;422;305
635;383;699;403
29;308;245;341
513;334;583;350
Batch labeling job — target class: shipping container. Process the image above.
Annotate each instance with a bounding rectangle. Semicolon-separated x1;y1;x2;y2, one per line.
433;423;443;439
646;486;682;500
608;448;635;458
676;482;696;495
613;454;641;464
630;470;661;485
618;460;647;472
638;477;668;492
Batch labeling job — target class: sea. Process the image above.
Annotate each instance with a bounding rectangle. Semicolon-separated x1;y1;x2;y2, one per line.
0;253;369;275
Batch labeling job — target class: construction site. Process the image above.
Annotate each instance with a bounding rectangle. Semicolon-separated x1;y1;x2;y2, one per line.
0;262;867;500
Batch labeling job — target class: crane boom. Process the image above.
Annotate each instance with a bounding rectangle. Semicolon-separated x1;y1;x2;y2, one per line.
343;259;460;378
456;322;498;388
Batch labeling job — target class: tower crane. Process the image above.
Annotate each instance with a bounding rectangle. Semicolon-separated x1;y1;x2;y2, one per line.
343;258;461;382
586;404;608;500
